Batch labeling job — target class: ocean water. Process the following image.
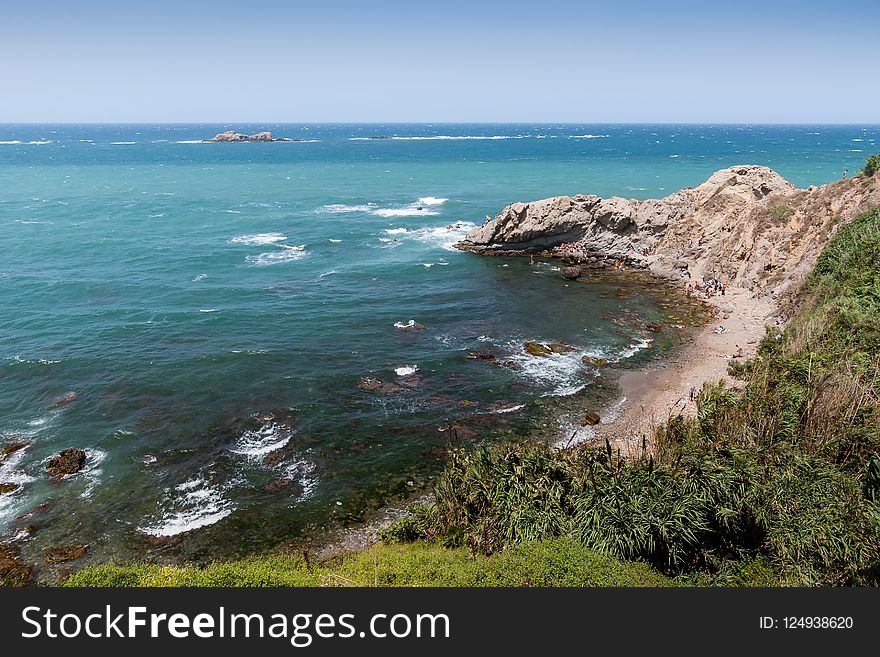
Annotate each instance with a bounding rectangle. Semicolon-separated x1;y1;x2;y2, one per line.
1;123;876;569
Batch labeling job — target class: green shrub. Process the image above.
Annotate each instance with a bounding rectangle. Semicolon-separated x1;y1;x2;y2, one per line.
770;205;794;222
863;153;880;178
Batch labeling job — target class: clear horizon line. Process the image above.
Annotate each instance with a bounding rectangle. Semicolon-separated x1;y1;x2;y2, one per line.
2;121;880;127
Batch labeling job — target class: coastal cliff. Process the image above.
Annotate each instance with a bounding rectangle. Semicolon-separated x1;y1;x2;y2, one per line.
457;165;880;298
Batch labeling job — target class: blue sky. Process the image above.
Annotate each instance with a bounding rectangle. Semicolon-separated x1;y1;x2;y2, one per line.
2;0;878;122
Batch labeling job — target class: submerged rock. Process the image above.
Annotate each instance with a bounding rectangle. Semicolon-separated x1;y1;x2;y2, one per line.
263;478;305;495
582;355;608;368
445;424;478;441
1;442;27;461
357;376;402;395
581;412;601;426
49;391;78;408
645;322;664;333
524;341;551;357
548;342;577;354
46;448;87;477
43;544;88;564
561;266;583;280
0;543;32;587
467;352;496;360
0;483;19;495
394;320;427;331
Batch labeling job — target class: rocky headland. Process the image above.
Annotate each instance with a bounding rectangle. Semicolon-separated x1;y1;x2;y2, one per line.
457;165;880;300
457;166;880;451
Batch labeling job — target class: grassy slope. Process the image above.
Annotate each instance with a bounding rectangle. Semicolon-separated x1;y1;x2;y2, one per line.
63;539;669;587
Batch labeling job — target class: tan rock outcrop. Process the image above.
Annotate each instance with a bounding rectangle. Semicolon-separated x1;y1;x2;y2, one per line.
456;165;880;297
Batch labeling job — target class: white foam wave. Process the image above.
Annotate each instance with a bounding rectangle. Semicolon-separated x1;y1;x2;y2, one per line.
282;457;319;499
245;244;307;266
410;222;476;251
328;238;342;243
199;308;220;313
494;404;525;414
27;140;52;145
417;197;448;206
569;134;609;139
385;228;409;235
391;135;512;140
139;476;234;537
393;320;420;329
191;273;207;282
374;207;439;217
231;422;293;459
79;448;109;498
0;446;34;522
395;365;418;376
0;140;22;145
175;139;207;144
229;232;287;245
317;203;377;214
111;141;137;145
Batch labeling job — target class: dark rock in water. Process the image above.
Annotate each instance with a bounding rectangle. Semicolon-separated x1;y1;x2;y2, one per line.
46;448;87;477
524;341;552;357
0;543;32;587
561;266;583;280
357;377;383;393
263;478;305;496
615;287;629;298
581;412;601;426
646;322;663;333
446;424;478;441
497;360;520;370
43;544;88;564
357;376;402;395
1;442;27;461
263;450;287;467
424;445;450;462
394;320;427;331
0;483;19;495
582;355;608;368
49;391;78;408
467;352;496;360
548;342;577;354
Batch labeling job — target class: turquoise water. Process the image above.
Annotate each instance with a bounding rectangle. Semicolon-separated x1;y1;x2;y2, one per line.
1;124;876;568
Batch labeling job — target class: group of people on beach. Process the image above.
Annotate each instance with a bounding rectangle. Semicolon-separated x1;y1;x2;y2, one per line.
686;278;726;299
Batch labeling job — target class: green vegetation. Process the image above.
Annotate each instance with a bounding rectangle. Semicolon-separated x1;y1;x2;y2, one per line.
770;205;794;222
384;206;880;586
63;539;669;587
863;153;880;178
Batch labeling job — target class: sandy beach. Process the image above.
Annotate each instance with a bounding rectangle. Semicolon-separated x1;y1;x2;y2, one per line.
595;288;780;455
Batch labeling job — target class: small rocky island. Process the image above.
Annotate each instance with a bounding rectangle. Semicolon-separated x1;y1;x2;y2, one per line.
207;130;291;142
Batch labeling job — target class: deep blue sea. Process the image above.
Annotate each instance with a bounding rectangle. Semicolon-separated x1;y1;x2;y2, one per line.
1;123;876;568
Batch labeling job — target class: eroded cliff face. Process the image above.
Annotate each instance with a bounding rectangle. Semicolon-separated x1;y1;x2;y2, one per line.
456;165;880;297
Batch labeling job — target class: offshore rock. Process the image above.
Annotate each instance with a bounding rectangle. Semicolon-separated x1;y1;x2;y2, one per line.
45;448;87;477
208;130;290;142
